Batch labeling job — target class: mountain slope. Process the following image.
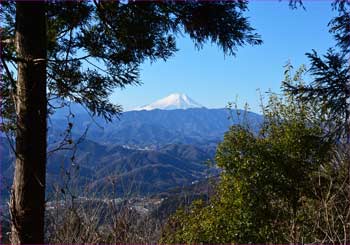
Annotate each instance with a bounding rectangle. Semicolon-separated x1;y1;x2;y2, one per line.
50;108;263;147
1;137;218;198
2;103;263;198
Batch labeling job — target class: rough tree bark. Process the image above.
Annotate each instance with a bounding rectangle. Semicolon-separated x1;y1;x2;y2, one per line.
10;2;47;244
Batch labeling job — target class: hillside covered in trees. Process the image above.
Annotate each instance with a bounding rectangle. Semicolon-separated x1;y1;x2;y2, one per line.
1;0;349;244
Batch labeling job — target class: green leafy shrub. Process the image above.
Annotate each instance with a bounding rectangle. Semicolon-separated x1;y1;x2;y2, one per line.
161;66;338;244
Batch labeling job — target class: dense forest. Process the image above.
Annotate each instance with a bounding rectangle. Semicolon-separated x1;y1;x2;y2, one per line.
1;0;349;244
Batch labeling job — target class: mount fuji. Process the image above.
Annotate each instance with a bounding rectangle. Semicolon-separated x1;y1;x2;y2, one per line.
134;93;205;111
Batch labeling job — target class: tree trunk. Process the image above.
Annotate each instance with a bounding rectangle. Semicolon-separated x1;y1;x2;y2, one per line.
10;2;47;244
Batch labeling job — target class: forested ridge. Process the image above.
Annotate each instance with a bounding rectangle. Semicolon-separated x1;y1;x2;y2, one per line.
1;0;349;244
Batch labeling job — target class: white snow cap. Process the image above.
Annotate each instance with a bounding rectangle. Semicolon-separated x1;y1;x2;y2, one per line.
134;93;205;111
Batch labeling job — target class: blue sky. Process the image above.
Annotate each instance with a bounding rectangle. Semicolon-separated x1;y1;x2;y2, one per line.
111;1;336;113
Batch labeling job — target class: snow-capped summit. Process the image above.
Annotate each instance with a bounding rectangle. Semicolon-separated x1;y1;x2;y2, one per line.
134;93;205;111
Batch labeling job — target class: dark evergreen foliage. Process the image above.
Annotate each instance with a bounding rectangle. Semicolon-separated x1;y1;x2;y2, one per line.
284;49;350;140
1;0;262;124
284;0;350;141
0;2;262;243
329;0;350;56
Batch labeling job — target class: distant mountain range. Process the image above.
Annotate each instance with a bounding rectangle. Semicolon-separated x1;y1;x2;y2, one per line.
1;94;263;198
51;107;262;147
